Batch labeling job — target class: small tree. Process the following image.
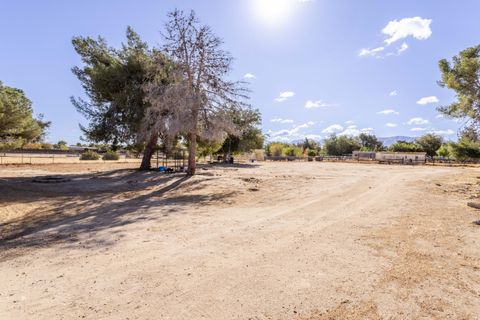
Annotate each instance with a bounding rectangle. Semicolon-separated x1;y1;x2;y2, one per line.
266;143;285;157
358;133;384;151
324;134;361;156
436;144;451;158
55;140;69;150
218;108;263;158
415;133;443;157
283;145;302;157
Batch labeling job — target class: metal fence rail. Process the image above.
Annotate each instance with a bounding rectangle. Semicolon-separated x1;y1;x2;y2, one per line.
0;152;139;165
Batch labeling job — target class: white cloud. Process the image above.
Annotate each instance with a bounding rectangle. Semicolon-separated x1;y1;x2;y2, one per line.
340;126;374;136
275;91;295;102
436;114;444;119
377;109;399;115
359;17;431;58
305;134;322;140
432;129;455;136
299;0;314;2
389;90;398;97
322;124;344;134
411;127;427;132
270;117;294;124
386;123;398;127
386;42;410;56
397;42;409;54
407;117;430;125
267;121;317;142
359;46;385;57
382;17;433;45
304;99;333;109
417;96;439;105
243;73;256;79
345;120;355;125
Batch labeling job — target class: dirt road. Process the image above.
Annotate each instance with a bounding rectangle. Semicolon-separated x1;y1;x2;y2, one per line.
1;162;479;319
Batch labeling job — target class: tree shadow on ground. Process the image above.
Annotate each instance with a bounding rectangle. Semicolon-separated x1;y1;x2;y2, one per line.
0;168;238;259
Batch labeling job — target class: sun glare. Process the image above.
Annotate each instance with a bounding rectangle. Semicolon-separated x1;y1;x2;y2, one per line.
251;0;296;27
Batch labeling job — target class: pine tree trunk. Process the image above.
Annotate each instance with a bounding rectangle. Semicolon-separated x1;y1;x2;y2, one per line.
139;133;157;171
187;131;197;176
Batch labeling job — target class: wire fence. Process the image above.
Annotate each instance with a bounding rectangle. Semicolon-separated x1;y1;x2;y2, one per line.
0;152;141;165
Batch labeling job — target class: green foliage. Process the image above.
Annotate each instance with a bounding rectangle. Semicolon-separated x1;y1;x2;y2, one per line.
0;81;50;149
283;146;302;157
324;134;361;156
22;143;43;149
449;138;480;161
197;139;222;159
219;108;264;155
266;142;286;157
71;27;171;147
307;149;317;157
438;45;480;128
358;133;384;151
388;141;423;153
460;126;479;142
102;150;120;161
80;150;100;160
436;144;451;158
302;138;320;152
415;134;443;157
55;140;69;150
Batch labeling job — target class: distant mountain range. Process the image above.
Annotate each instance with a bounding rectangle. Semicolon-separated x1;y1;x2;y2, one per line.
378;136;416;146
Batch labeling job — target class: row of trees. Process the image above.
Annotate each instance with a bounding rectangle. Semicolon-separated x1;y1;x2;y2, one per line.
265;138;321;157
265;131;480;162
72;10;263;175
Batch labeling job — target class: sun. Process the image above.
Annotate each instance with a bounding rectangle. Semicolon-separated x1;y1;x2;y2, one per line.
251;0;296;27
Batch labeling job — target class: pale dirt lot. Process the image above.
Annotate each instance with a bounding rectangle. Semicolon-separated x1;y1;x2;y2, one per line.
0;162;479;319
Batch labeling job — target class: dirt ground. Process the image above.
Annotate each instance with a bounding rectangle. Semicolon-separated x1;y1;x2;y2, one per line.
0;162;479;319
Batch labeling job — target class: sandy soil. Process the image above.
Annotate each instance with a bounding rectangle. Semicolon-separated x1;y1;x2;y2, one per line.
0;162;479;319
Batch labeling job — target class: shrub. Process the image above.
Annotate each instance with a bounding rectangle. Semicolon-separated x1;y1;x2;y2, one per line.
436;144;451;158
23;143;43;149
80;150;100;160
41;143;53;150
267;143;285;157
283;146;302;157
307;149;317;157
449;138;480;161
102;150;120;161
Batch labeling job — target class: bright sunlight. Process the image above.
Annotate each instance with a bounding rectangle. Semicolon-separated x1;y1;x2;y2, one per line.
250;0;297;27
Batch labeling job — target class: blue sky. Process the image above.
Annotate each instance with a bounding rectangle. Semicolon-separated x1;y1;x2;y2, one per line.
1;0;479;144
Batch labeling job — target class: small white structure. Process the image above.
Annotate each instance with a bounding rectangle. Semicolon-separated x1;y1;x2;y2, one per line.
375;152;426;165
353;151;376;160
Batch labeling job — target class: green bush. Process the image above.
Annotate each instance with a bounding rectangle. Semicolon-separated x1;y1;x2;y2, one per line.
80;150;100;160
283;146;302;157
102;150;120;161
307;149;317;157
